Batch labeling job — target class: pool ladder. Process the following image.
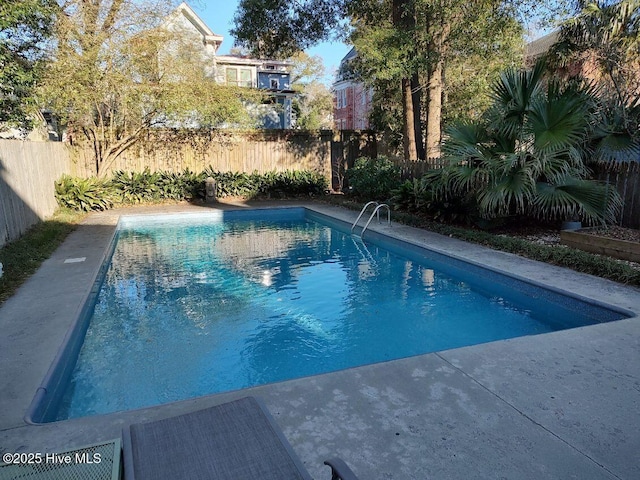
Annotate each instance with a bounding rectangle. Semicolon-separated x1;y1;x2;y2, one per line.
351;201;391;238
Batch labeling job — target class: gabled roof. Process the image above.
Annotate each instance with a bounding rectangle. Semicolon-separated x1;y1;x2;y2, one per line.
170;2;224;52
341;47;357;64
525;30;560;59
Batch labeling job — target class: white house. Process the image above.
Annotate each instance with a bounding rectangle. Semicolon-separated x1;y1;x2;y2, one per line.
165;2;296;129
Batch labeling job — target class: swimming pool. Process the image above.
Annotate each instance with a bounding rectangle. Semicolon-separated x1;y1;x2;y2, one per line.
31;207;631;422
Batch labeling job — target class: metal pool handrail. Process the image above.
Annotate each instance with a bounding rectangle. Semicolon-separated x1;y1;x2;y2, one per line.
361;204;391;239
351;201;380;233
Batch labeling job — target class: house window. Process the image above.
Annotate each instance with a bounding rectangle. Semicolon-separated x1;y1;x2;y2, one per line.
270;79;279;89
226;68;252;87
336;89;347;109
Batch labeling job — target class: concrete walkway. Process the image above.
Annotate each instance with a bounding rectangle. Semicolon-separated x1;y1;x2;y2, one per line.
1;201;638;479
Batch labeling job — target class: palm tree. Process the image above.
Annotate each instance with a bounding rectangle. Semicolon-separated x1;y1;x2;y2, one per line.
436;60;621;225
548;0;640;163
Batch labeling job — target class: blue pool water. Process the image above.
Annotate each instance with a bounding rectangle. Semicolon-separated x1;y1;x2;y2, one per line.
52;208;627;420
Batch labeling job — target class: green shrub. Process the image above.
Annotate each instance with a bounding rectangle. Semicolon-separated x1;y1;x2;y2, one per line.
55;168;328;211
255;170;328;197
390;172;478;224
347;156;401;200
202;169;258;197
391;178;434;212
110;169;161;203
202;168;327;198
158;170;205;200
54;175;113;211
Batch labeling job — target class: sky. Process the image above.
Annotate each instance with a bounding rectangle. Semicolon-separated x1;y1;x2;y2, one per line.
193;1;351;85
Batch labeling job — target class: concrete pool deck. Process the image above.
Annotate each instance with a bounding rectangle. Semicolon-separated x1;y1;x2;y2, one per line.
1;201;639;479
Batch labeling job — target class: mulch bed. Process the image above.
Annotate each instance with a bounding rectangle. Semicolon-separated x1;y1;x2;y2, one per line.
583;226;640;243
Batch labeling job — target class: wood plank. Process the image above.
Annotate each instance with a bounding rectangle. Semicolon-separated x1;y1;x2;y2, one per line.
561;230;640;262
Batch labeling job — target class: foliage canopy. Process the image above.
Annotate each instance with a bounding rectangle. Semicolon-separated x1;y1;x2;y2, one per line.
0;0;56;129
548;0;640;163
288;52;333;129
39;0;257;177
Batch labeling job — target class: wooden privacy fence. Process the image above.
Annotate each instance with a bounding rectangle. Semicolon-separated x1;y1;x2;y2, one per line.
390;157;640;229
73;130;336;182
595;164;640;229
0;140;72;248
0;131;378;248
394;158;448;179
72;129;382;193
2;132;639;249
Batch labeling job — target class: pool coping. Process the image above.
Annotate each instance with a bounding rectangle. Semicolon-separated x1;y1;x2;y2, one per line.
1;200;639;479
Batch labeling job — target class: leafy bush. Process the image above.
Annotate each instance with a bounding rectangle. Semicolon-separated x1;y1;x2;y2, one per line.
255;170;328;197
439;61;625;225
391;171;479;224
202;170;259;197
110;169;161;204
391;177;435;212
158;170;205;200
347;156;401;200
55;168;328;211
202;168;327;198
54;175;113;211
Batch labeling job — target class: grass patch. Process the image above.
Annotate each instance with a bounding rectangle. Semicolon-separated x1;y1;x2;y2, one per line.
0;208;86;305
323;196;640;286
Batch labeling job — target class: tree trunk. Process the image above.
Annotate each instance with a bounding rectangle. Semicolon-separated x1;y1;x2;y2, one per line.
424;14;450;159
402;77;418;160
393;0;420;160
411;73;425;160
426;59;443;158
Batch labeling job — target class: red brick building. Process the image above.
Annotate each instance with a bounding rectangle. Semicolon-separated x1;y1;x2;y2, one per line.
333;48;373;130
525;30;606;83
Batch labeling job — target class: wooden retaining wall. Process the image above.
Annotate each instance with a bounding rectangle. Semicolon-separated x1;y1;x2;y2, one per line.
561;229;640;263
0;140;73;248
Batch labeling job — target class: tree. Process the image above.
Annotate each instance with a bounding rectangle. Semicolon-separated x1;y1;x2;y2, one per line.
289;51;326;85
288;52;333;129
548;0;640;155
293;82;334;129
231;0;347;59
443;7;523;124
232;0;563;161
393;0;420;160
0;0;56;129
436;61;622;224
350;0;522;157
38;0;256;177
